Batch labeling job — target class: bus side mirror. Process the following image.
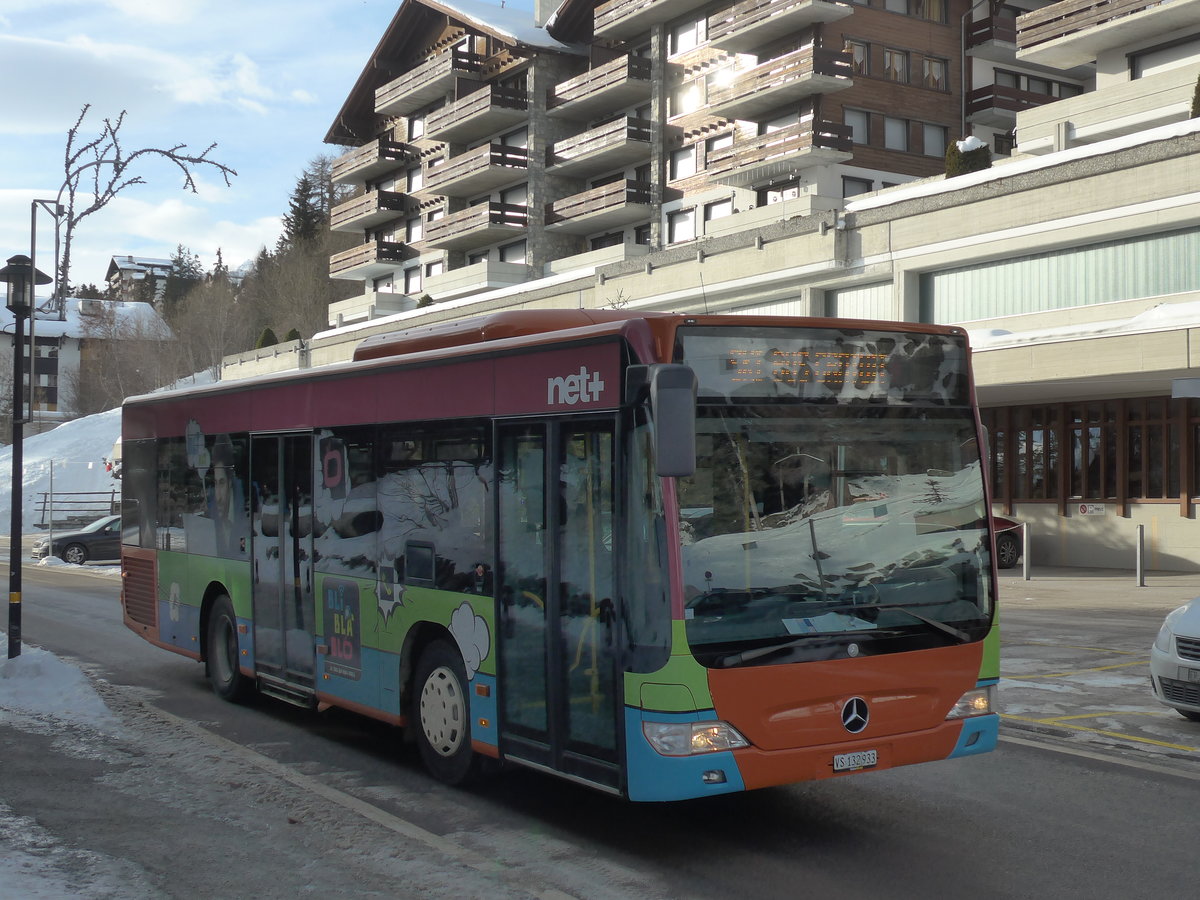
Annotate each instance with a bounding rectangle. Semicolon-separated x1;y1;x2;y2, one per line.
650;364;697;478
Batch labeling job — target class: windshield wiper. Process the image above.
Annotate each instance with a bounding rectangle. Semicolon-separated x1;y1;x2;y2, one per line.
885;605;971;643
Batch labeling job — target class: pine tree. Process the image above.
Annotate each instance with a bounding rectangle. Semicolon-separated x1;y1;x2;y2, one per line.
256;327;279;349
161;244;203;311
281;174;323;248
945;138;992;177
284;328;302;342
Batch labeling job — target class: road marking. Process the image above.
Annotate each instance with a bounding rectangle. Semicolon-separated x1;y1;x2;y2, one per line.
1002;712;1199;752
1002;641;1142;655
1008;659;1148;679
141;702;580;900
1000;733;1200;781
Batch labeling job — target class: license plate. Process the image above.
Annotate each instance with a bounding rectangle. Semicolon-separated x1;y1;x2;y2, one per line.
833;749;877;772
1185;668;1200;683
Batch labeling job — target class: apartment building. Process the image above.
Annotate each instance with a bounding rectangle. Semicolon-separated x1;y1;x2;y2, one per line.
285;0;1200;569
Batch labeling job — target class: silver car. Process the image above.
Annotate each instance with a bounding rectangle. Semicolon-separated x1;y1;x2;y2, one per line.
1150;599;1200;722
31;514;122;565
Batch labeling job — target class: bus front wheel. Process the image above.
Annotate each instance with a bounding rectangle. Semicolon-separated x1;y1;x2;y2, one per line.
413;639;477;785
207;594;251;702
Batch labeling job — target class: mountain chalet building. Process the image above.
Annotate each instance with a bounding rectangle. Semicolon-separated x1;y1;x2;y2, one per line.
218;0;1200;571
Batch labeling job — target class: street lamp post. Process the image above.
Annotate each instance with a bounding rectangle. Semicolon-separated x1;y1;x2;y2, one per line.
1;254;51;658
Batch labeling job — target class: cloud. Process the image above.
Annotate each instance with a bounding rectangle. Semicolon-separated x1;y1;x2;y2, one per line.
449;602;490;680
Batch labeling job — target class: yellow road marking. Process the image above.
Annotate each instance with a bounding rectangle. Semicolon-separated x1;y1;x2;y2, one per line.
1002;712;1199;752
1008;659;1148;679
1001;641;1141;655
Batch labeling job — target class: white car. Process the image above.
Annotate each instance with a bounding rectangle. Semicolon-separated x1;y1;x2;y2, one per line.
1150;600;1200;721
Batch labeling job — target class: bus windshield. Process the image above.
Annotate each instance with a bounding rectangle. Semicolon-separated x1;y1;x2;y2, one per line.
676;327;992;668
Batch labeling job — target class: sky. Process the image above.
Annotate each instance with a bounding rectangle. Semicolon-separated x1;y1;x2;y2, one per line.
0;0;532;293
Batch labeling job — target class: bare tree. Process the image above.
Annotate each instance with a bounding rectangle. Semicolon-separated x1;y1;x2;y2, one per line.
62;302;178;416
166;272;253;378
53;104;237;313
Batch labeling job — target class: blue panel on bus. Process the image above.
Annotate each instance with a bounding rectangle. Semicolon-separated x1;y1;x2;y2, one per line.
624;707;745;802
317;645;394;713
157;599;203;653
947;714;999;759
469;672;498;749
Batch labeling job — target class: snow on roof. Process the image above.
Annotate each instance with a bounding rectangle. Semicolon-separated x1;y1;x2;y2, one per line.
0;297;171;340
967;298;1200;352
425;0;579;51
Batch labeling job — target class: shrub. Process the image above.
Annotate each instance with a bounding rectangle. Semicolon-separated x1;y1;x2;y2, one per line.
946;136;992;177
255;327;279;349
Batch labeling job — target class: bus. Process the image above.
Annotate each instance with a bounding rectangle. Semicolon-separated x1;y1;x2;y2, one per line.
120;310;999;801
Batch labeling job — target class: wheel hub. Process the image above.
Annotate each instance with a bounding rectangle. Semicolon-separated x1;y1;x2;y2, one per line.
419;666;464;757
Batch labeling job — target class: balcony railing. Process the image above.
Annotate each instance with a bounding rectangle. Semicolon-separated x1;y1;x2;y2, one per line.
705;120;851;186
331;139;417;185
594;0;712;40
329;240;415;280
966;84;1054;128
1017;0;1200;68
545;180;653;234
425;84;529;143
423;202;528;250
547;117;652;175
424;144;529;198
375;47;485;117
424;259;529;301
707;47;852;120
330;190;409;233
709;0;854;55
1020;0;1161;51
548;55;653;120
966;15;1017;49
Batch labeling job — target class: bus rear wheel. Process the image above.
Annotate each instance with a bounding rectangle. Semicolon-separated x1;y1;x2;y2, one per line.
207;594;251;702
413;639;477;785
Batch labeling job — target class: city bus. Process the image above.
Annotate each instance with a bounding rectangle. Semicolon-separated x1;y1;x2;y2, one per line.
120;310;999;801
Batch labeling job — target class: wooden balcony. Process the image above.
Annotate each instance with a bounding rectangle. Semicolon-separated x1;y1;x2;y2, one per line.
330;190;409;233
705;120;852;187
329;240;416;280
423;202;528;250
331;138;417;185
707;47;852;120
547;117;652;176
425;84;529;143
548;55;653;121
1018;0;1200;69
966;84;1054;129
545;180;652;234
375;47;485;117
594;0;711;40
424;144;529;198
709;0;854;55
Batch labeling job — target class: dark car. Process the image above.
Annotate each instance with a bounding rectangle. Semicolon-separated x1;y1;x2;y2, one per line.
31;514;122;565
992;515;1024;569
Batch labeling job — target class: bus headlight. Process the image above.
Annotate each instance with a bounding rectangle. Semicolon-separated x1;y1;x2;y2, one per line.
946;685;995;719
642;721;750;756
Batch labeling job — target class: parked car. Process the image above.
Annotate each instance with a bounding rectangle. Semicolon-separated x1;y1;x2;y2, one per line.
1151;600;1200;722
31;514;122;565
992;515;1024;569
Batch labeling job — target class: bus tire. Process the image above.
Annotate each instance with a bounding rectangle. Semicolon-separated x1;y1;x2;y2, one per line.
413;639;477;785
207;594;251;702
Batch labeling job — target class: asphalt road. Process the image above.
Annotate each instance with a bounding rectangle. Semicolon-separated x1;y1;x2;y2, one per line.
3;555;1198;899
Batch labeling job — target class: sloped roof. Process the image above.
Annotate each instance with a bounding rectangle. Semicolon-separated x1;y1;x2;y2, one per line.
325;0;582;146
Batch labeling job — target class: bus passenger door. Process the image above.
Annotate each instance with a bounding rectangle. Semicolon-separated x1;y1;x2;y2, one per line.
250;433;316;698
497;420;620;790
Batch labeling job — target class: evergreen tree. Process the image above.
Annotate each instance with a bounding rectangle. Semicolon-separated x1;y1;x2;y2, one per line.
161;244;203;310
256;327;279;349
281;174;323;248
284;328;302;342
1192;71;1200;118
210;247;229;284
945;137;992;177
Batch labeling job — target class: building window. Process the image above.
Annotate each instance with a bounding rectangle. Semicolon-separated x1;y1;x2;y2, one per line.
591;233;623;251
634;224;652;245
406;217;423;243
373;274;396;293
884;116;908;151
845;108;870;144
500;184;527;207
994;130;1016;156
884;0;906;12
922;57;947;90
404;267;422;294
842;176;874;197
500;127;528;148
407;167;423;192
499;240;526;264
884;48;908;83
667;209;695;244
669;17;705;56
705;132;734;162
468;250;489;265
670;146;697;180
704;199;733;222
425;261;444;279
670;79;703;117
408;112;425;141
847;40;869;75
922;123;947;157
916;0;946;22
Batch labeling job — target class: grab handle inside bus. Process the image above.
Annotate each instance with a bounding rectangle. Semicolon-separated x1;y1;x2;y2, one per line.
648;364;697;478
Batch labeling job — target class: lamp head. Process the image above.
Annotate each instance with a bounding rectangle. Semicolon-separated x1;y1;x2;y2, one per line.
1;254;52;315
